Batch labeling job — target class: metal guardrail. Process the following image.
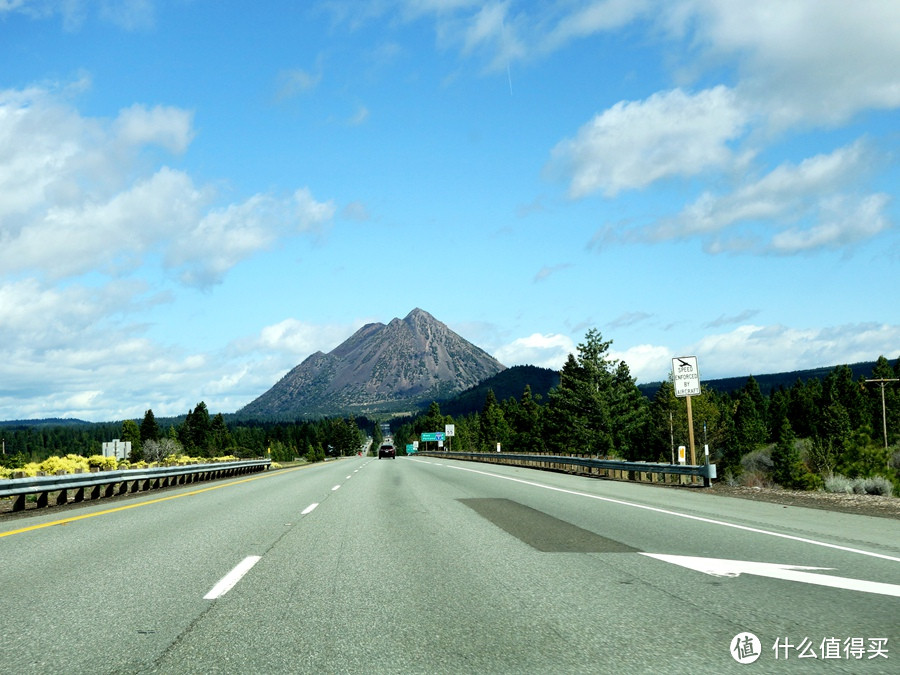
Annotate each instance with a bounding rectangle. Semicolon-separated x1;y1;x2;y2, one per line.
0;459;271;512
418;451;717;487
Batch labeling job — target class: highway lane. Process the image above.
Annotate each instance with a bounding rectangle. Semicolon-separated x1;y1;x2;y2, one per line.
0;457;366;673
1;455;897;673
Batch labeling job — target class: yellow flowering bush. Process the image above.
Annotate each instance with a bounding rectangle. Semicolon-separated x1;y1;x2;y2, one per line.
20;463;40;477
32;455;86;475
162;454;194;466
87;455;118;470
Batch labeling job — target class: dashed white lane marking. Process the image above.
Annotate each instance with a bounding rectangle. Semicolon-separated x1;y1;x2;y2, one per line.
332;485;341;491
204;556;262;600
302;503;319;515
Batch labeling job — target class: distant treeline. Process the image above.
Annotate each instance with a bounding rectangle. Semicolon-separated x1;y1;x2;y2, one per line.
0;404;371;467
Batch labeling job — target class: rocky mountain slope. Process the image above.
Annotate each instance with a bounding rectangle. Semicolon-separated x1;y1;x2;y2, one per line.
238;309;506;418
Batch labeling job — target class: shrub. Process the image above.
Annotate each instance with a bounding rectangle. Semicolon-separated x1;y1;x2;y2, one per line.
855;476;894;497
799;472;824;491
37;455;89;475
741;448;773;474
824;474;854;494
739;471;774;488
21;462;41;477
88;455;118;470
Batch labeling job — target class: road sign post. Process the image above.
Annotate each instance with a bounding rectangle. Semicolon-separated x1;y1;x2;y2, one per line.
672;356;701;476
421;431;445;452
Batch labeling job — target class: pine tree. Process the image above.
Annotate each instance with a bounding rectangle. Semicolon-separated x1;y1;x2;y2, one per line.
544;330;615;456
121;419;142;461
771;417;803;488
479;389;510;452
140;409;160;444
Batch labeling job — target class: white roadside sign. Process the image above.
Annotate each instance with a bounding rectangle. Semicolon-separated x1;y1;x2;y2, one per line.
672;356;701;397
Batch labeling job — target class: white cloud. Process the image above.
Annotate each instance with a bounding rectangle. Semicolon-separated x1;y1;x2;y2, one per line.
766;194;891;254
0;0;156;31
610;343;672;383
254;318;356;359
294;187;337;230
276;68;322;100
533;263;572;282
689;323;900;381
541;0;653;52
675;0;900;127
0;82;336;287
0;80;343;419
494;333;576;370
349;105;370;126
644;140;894;253
320;0;900;130
114;103;194;154
549;86;750;198
98;0;156;31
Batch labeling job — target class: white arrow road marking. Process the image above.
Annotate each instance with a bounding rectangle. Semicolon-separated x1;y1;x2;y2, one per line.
642;554;900;598
204;556;262;600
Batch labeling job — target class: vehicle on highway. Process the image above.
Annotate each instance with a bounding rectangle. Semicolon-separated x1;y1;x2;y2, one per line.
378;442;395;459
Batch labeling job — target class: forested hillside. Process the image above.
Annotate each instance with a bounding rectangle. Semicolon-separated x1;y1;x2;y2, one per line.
393;330;899;494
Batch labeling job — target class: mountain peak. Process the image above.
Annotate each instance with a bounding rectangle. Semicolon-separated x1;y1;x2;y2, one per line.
238;309;505;418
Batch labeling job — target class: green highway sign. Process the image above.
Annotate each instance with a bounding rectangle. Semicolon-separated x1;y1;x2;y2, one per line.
420;432;445;442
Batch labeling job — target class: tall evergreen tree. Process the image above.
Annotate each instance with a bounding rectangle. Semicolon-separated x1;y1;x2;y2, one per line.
507;384;542;453
771;417;803;488
479;389;510;452
121;419;142;461
139;409;160;444
610;361;649;460
190;402;211;455
544;330;615;456
209;413;231;454
822;365;868;432
732;382;767;455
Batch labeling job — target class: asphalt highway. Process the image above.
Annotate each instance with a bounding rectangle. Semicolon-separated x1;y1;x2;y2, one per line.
1;456;897;673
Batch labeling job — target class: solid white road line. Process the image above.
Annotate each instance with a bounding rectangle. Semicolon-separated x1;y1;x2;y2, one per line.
204;556;262;600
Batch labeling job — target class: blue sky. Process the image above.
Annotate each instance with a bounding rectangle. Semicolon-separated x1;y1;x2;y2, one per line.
1;0;898;422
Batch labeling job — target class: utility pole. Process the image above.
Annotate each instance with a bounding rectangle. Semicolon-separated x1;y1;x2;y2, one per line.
865;378;898;453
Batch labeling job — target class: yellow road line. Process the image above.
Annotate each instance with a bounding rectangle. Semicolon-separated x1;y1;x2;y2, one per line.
0;465;308;539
